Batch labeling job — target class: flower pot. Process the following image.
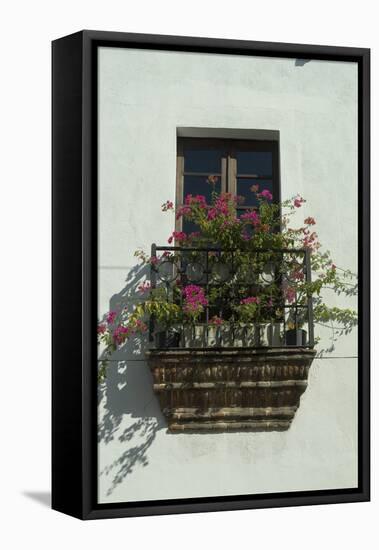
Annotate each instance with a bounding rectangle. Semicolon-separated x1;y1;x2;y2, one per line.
155;329;181;349
285;328;307;346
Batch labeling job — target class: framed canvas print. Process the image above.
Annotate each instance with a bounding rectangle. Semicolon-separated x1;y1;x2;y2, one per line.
52;31;370;520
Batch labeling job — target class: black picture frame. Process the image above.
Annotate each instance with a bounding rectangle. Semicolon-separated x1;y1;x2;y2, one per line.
52;30;370;520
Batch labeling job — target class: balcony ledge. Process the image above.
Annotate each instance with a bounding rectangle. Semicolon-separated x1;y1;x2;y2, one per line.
146;347;316;432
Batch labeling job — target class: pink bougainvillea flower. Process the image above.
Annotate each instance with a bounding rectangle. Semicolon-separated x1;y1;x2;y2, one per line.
284;285;296;303
210;315;223;326
97;324;107;335
207;208;218;221
175;205;192;220
294;195;305;208
240;210;260;225
184;194;207;209
134;319;148;332
137;281;151;294
304;216;316;225
112;325;130;345
106;311;117;324
303;231;320;251
161;200;174;211
168;231;187;244
291;268;305;281
240;296;260;305
259;189;273;201
182;284;208;316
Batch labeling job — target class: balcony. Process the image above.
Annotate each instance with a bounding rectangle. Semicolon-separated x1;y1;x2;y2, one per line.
145;244;316;431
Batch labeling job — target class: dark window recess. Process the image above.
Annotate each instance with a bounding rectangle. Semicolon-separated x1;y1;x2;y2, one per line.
176;137;280;233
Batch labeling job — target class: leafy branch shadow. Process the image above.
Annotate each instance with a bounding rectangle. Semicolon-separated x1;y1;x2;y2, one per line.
98;263;166;496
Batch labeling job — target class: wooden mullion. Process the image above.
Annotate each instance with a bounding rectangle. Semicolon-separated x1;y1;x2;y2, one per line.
228;151;237;195
221;156;227;193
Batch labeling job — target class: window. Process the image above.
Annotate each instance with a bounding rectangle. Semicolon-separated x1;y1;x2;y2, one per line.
176;137;280;233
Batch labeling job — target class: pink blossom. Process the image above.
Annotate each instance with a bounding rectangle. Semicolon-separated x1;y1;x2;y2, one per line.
161;200;174;211
303;231;320;251
168;231;187;244
207;208;218;220
294;195;305;208
284;286;296;303
240;296;260;305
221;218;240;229
304;216;316;225
210;315;223;326
137;281;151;294
182;284;208;316
97;324;107;335
259;189;273;201
112;325;130;345
106;311;117;324
134;319;148;332
290;268;305;281
176;205;192;219
331;263;336;270
240;210;260;225
184;194;207;209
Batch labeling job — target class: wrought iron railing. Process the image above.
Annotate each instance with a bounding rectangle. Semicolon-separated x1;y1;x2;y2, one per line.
149;244;314;349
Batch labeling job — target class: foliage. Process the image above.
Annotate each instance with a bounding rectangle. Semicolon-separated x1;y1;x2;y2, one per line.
98;181;357;380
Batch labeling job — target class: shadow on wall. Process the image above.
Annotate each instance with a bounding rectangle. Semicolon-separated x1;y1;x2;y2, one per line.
314;281;358;358
97;262;358;495
98;263;166;496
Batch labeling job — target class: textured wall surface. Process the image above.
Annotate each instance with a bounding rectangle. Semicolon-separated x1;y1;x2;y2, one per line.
97;47;358;503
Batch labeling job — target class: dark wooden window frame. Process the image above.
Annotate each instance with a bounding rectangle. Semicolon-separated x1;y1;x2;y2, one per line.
176;137;280;232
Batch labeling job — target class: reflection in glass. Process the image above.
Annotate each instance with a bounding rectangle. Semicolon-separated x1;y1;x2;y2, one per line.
183;175;221;202
236;151;273;176
184;149;223;173
237;179;273;206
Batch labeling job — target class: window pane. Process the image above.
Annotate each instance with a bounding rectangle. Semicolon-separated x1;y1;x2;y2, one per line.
236;151;273;176
237;179;273;206
184;149;223;173
184;175;221;203
183;218;200;235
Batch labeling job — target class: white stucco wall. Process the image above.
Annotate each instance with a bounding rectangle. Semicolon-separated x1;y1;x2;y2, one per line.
97;47;358;503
